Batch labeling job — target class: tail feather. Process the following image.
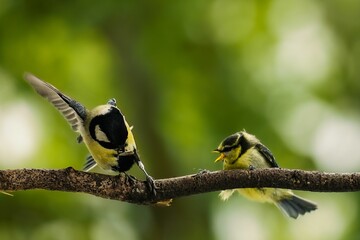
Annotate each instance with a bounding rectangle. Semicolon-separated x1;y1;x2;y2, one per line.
277;195;317;219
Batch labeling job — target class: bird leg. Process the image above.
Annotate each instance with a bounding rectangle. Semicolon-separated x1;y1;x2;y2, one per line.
133;151;157;196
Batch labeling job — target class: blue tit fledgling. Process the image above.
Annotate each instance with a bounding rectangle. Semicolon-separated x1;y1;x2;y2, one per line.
24;73;156;194
214;131;317;219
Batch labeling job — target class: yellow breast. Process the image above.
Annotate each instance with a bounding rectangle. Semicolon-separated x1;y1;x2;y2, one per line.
81;131;118;170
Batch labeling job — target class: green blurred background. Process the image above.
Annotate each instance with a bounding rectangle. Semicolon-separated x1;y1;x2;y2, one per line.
1;0;360;239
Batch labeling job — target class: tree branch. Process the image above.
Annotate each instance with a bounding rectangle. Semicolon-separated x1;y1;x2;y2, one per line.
0;168;359;204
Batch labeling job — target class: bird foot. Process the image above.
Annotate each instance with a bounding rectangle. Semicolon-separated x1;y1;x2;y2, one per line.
146;176;157;196
123;172;137;184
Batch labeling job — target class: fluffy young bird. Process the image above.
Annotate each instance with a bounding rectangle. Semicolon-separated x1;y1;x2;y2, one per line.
24;73;156;194
214;131;317;219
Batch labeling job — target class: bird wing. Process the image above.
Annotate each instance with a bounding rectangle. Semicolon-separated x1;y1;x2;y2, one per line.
255;143;279;168
24;73;87;132
83;155;97;172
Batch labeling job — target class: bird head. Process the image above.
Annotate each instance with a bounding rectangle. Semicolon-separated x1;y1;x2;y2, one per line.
213;131;259;164
213;132;243;163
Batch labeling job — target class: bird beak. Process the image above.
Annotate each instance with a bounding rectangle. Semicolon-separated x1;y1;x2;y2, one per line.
214;153;225;162
212;149;220;153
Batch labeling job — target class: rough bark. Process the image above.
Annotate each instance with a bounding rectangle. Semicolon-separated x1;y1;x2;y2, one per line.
0;168;359;204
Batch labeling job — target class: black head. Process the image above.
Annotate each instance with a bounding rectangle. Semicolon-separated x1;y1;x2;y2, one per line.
214;131;256;162
214;132;242;153
89;106;128;149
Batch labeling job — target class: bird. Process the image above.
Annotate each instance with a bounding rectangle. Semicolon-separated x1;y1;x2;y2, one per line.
213;131;317;219
24;73;156;194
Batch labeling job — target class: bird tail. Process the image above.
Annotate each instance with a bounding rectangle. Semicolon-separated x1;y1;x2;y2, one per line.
276;195;317;219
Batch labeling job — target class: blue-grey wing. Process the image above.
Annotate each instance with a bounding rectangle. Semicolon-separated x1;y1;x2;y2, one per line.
255;143;279;168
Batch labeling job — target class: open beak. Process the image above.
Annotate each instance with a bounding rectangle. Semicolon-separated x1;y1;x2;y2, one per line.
214;153;225;162
212;149;220;153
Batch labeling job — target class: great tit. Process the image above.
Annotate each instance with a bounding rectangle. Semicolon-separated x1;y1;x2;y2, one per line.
214;131;317;219
24;73;156;194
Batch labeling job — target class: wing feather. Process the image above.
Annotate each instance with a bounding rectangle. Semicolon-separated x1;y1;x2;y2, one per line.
24;73;87;132
83;155;97;172
255;143;279;168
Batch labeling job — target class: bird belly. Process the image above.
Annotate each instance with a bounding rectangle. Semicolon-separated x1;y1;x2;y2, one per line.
113;155;135;172
238;188;293;204
237;188;274;203
82;135;118;171
91;149;118;171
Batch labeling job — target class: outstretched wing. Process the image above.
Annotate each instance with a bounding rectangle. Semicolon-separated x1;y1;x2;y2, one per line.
255;143;279;168
24;73;87;132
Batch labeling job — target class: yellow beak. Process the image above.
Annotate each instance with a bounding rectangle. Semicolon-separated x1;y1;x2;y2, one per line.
214;153;225;162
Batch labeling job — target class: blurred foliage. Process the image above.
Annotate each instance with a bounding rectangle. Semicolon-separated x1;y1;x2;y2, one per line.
0;0;360;239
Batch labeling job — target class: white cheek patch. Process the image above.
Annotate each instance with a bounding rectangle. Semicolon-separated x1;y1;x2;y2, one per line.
95;125;110;143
